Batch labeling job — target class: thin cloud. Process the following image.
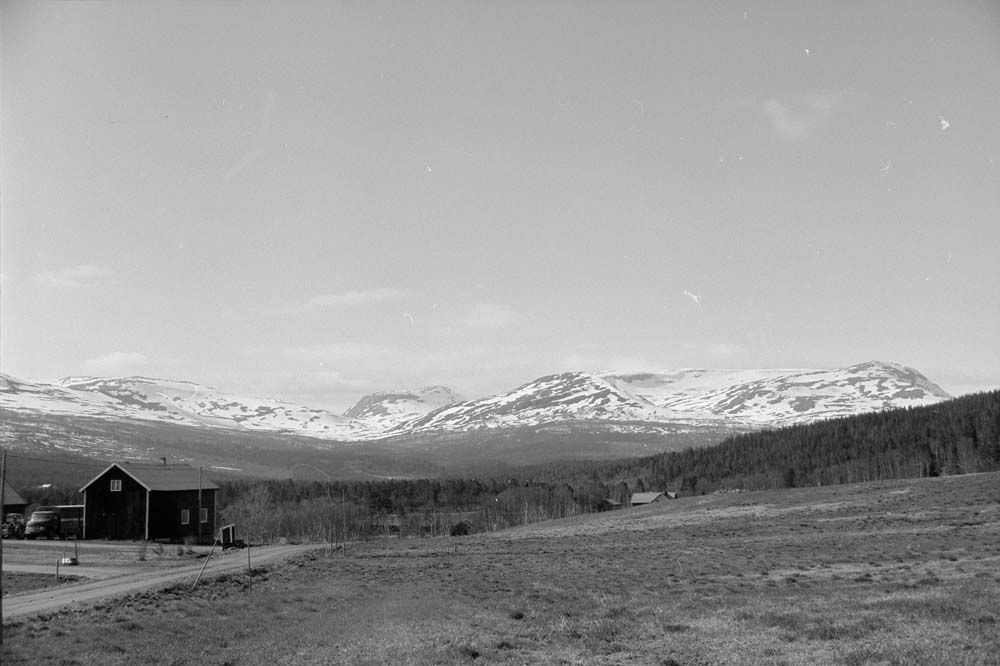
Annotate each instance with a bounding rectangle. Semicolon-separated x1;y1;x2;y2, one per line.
279;341;510;390
273;288;406;315
81;351;150;374
36;264;115;288
760;91;846;141
461;303;522;329
684;342;747;358
283;342;466;375
283;342;394;365
225;89;277;181
558;352;662;374
705;342;746;357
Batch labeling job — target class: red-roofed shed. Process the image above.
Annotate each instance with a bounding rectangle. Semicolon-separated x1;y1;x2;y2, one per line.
79;463;219;543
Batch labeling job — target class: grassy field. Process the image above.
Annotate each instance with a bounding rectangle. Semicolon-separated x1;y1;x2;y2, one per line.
2;572;82;596
2;472;998;665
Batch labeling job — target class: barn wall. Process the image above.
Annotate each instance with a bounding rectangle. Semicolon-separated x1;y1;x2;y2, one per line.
149;489;217;543
83;467;146;540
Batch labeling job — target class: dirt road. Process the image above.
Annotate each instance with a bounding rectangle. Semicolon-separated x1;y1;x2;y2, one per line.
3;543;323;619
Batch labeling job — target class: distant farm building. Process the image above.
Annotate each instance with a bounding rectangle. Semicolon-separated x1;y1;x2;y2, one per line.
631;492;672;506
2;480;28;515
79;463;219;542
597;498;623;512
450;519;474;536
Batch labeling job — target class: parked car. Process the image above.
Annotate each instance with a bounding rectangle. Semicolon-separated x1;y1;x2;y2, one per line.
1;513;26;539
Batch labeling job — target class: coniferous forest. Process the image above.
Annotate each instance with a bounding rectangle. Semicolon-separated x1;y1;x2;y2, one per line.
610;389;1000;494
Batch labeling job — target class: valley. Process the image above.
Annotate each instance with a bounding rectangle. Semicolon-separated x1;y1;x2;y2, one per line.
0;361;953;477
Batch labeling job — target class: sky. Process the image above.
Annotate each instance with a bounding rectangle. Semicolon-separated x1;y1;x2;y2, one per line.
2;1;999;411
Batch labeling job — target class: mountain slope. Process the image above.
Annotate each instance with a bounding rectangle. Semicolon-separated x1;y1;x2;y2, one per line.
648;362;951;425
0;361;954;471
57;376;362;437
600;368;800;405
400;372;663;433
344;386;462;421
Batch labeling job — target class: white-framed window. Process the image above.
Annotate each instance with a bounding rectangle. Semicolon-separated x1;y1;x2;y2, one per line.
200;508;208;524
110;479;122;492
180;509;190;525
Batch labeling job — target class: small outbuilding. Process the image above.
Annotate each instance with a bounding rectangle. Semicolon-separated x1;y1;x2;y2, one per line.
79;463;219;542
450;519;474;537
2;480;28;516
597;498;623;512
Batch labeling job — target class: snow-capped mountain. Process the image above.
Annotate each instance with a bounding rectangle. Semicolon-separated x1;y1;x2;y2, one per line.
1;373;140;419
344;386;462;421
396;362;950;434
600;368;799;405
55;376;360;436
401;372;678;433
1;375;464;442
1;362;952;455
600;362;951;426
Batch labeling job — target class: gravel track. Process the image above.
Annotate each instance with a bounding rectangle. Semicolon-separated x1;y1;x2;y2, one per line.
2;543;323;619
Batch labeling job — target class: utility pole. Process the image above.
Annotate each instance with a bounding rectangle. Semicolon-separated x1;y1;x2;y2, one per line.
1;447;7;646
198;466;203;545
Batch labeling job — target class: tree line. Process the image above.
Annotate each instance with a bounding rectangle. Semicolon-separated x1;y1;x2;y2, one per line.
215;475;620;543
185;389;1000;543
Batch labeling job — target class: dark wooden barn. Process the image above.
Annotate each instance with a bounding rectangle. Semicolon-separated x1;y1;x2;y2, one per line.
79;463;219;543
449;519;474;536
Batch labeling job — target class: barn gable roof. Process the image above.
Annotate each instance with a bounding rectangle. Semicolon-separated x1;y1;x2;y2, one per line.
3;480;27;506
80;463;220;494
631;492;665;505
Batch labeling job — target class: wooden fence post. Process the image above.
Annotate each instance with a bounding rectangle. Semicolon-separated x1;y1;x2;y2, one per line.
191;541;217;591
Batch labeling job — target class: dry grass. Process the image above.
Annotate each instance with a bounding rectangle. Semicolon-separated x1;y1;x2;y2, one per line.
2;572;82;596
2;472;999;665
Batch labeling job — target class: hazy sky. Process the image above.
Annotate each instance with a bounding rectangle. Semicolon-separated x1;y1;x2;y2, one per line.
2;1;999;410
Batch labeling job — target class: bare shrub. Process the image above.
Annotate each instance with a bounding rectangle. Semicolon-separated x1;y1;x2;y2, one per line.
220;484;274;545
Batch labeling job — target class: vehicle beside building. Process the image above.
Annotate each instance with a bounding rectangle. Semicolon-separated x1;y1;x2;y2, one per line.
24;504;84;540
2;512;26;539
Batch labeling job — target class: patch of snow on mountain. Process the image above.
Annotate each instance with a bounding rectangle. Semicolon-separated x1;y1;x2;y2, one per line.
656;362;951;425
601;369;805;407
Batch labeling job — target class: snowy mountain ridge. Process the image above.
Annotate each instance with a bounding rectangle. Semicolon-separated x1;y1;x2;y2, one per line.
1;361;951;449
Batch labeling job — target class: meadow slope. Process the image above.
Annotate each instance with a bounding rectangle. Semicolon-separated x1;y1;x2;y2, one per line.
2;472;998;665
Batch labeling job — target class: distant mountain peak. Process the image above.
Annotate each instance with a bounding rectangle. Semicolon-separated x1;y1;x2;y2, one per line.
343;386;462;420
